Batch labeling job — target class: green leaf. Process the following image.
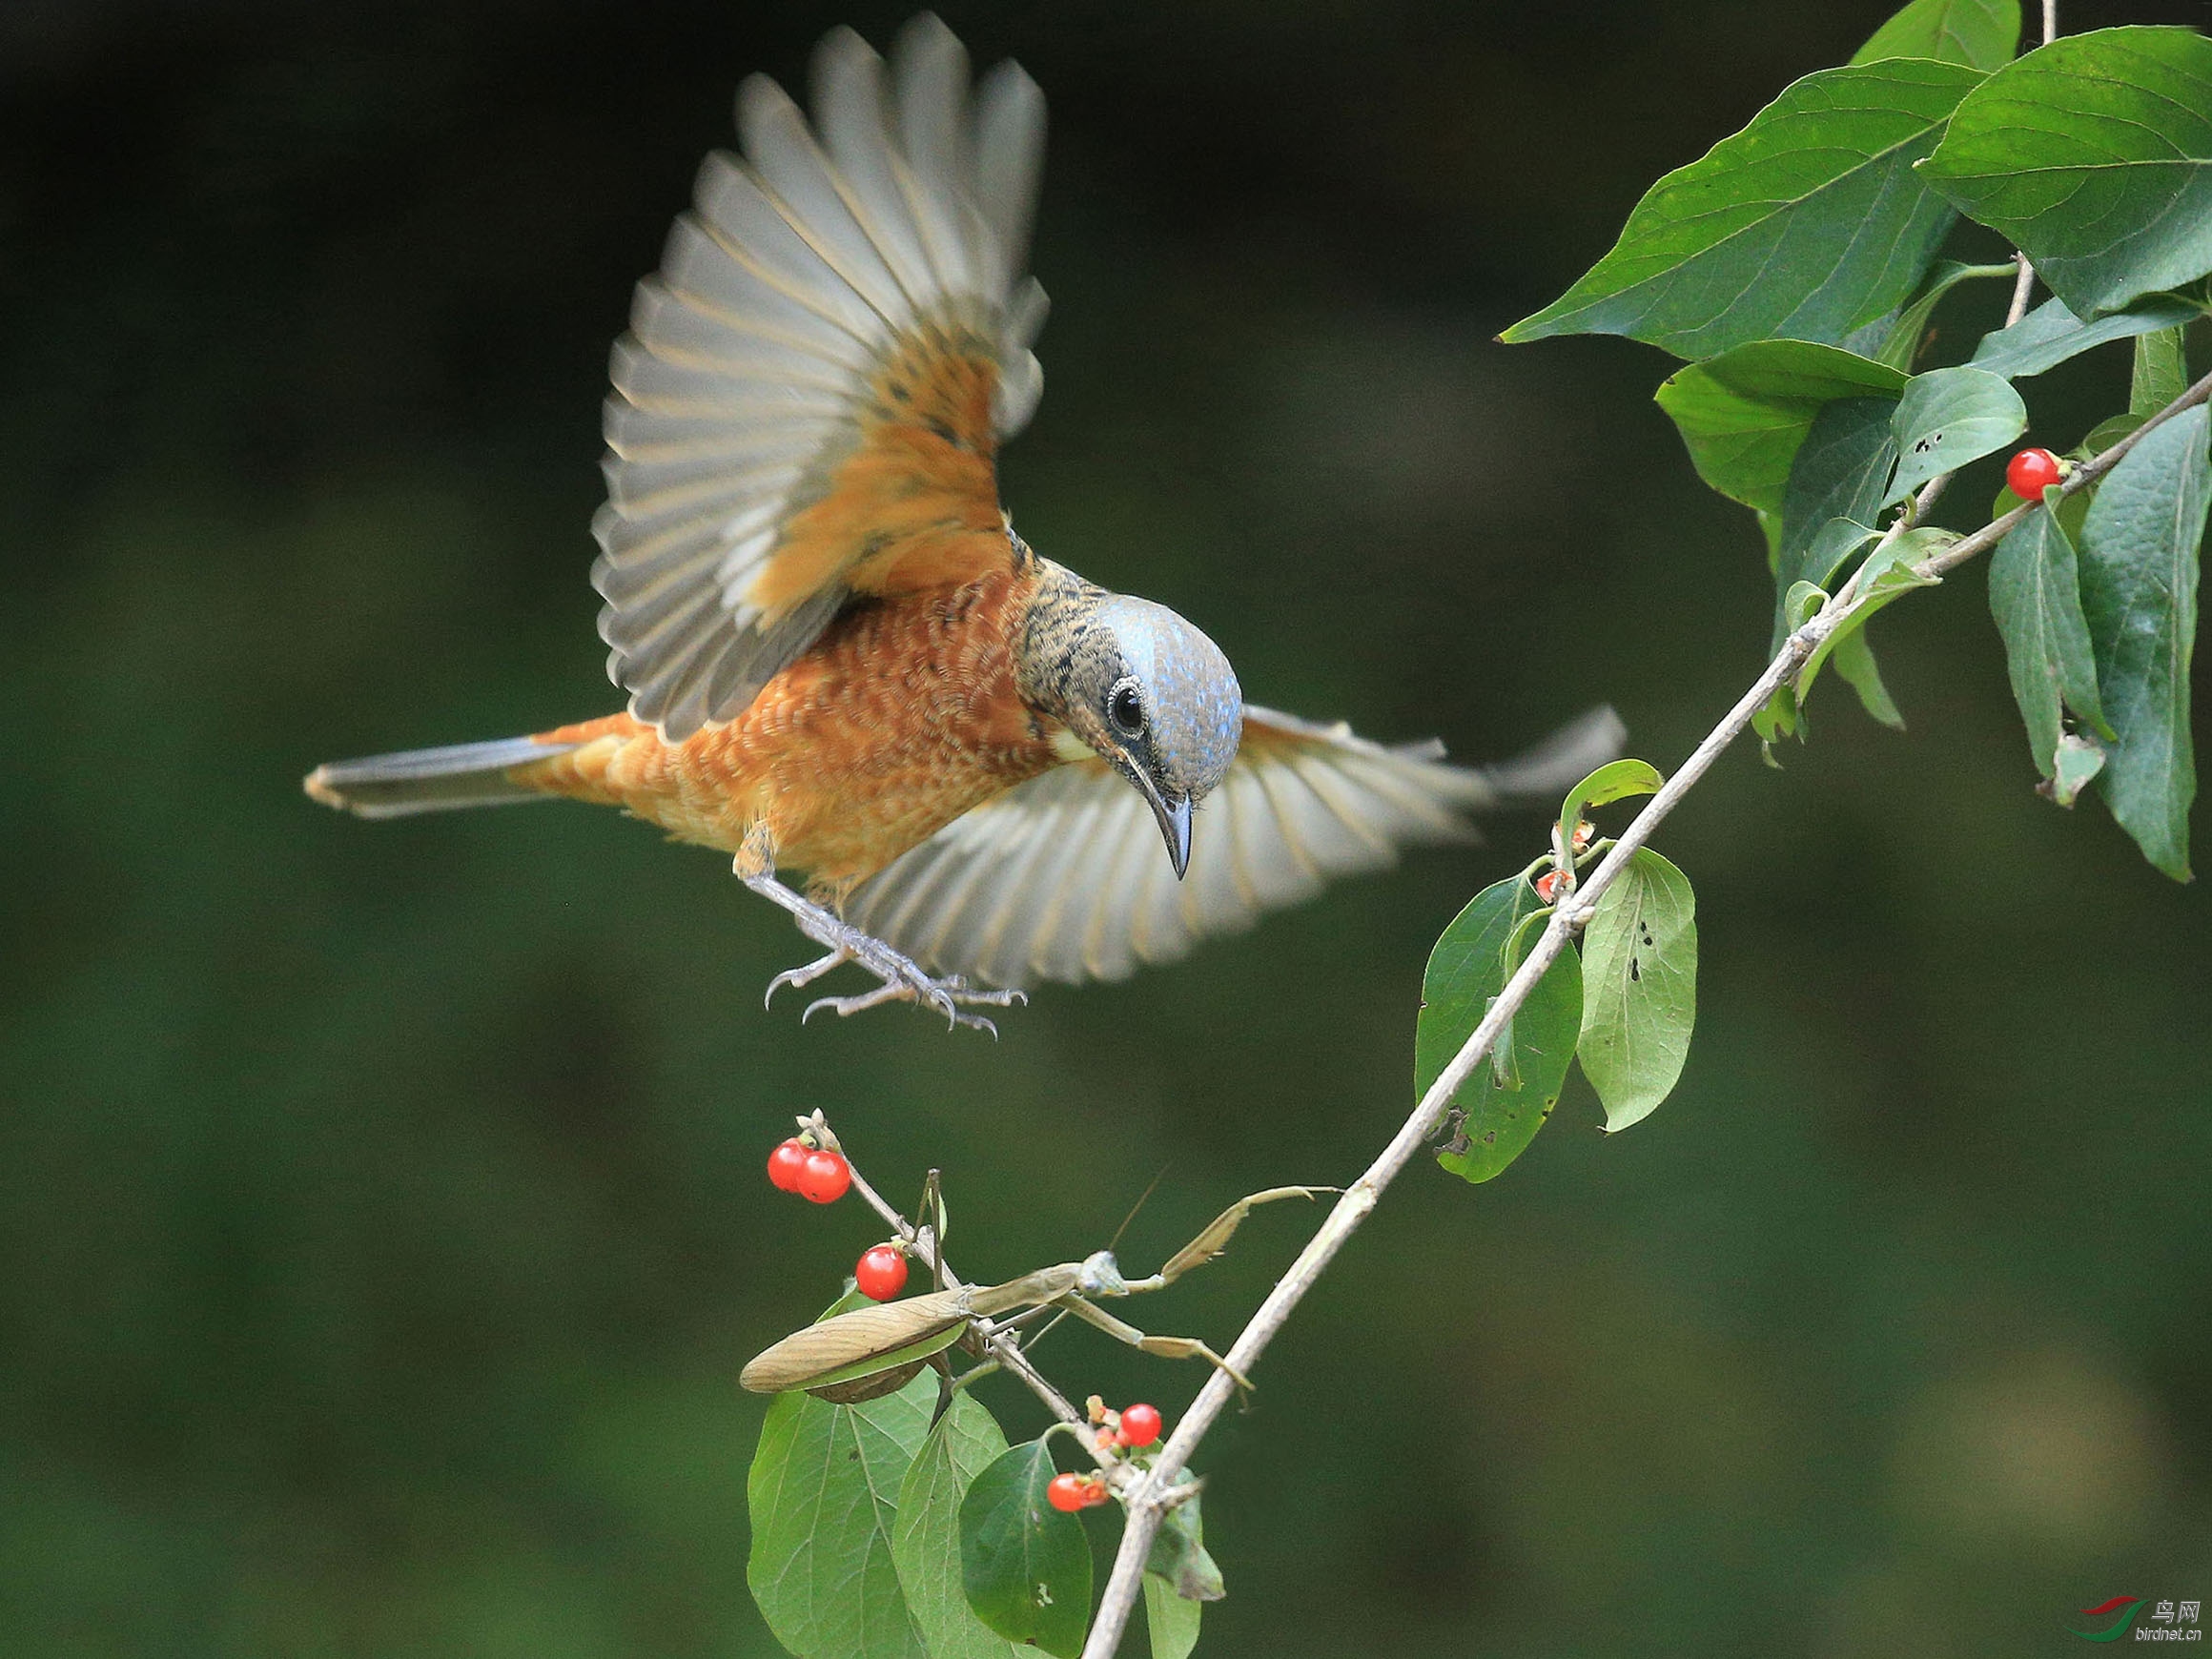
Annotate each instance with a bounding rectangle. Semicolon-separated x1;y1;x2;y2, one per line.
1873;259;2017;371
1752;684;1800;761
1557;758;1664;862
1989;487;2114;781
2078;403;2211;879
1503;60;1982;358
749;1325;935;1659
1887;364;2027;504
892;1400;1027;1659
1575;850;1698;1133
1920;29;2212;319
2053;732;2108;807
2077;414;2148;461
1970;297;2202;380
1143;1577;1201;1659
1757;581;1832;751
1851;0;2019;72
1833;626;1906;728
2132;326;2190;420
1421;877;1583;1184
1140;1500;1218;1659
1840;308;1900;358
1654;341;1906;515
958;1440;1092;1659
1775;399;1898;644
1793;529;1947;712
1144;1497;1223;1604
1993;478;2092;544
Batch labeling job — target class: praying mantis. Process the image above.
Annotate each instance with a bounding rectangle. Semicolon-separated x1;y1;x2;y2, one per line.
740;1186;1327;1399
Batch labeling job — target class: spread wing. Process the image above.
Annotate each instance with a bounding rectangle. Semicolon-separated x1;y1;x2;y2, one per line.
843;705;1628;988
594;17;1048;740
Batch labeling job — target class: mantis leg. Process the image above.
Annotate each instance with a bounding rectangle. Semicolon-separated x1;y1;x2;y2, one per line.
1055;1294;1254;1392
1149;1186;1334;1286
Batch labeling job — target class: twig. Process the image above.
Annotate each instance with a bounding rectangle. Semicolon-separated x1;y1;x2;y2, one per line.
2006;254;2037;330
1075;361;2212;1657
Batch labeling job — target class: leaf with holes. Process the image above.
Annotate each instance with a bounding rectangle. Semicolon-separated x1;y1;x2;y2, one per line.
1503;60;1982;358
892;1399;1026;1659
1851;0;2019;72
748;1300;934;1659
2078;404;2211;879
1422;878;1583;1184
1576;850;1698;1133
1888;365;2026;504
1920;28;2212;318
958;1440;1091;1659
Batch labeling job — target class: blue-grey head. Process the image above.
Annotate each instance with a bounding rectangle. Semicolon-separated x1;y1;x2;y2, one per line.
1020;574;1243;878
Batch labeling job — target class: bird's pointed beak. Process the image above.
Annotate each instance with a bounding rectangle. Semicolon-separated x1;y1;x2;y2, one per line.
1136;778;1193;879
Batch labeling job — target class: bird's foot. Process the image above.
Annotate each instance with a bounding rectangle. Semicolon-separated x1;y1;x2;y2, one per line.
743;870;1027;1035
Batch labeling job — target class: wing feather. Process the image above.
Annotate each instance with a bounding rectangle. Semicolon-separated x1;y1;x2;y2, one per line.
595;23;1048;741
844;707;1626;987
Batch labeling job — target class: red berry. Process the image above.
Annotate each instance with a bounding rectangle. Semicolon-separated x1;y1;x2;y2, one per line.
2006;447;2064;499
1047;1472;1091;1513
1118;1403;1162;1447
1570;819;1594;853
854;1243;908;1301
796;1149;851;1204
767;1138;809;1192
1533;870;1563;903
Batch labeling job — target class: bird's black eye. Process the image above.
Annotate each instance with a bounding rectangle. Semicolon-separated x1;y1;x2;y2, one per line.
1108;682;1144;735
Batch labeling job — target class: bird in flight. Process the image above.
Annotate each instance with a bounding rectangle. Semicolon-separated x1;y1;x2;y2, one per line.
306;14;1620;1033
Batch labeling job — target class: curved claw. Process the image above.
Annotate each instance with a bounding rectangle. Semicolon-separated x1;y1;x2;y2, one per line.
766;947;851;1009
744;870;1029;1036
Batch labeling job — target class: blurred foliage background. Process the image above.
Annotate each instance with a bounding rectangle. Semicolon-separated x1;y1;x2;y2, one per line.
4;0;2210;1653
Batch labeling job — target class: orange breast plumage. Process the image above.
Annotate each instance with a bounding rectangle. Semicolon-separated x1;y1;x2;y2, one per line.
522;560;1063;888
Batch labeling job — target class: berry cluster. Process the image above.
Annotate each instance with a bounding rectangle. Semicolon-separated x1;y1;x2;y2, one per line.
765;1129;916;1302
1086;1396;1164;1453
767;1136;850;1204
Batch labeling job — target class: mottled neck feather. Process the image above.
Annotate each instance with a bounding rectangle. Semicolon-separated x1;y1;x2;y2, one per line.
1014;558;1118;727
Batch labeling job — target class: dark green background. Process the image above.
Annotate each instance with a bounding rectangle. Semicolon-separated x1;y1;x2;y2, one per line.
5;2;2208;1653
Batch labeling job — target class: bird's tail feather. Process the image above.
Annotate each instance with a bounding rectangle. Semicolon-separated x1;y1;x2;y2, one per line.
1478;706;1628;803
303;736;581;819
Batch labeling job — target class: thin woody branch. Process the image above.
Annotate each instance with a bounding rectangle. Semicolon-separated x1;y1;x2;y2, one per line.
1075;362;2212;1659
